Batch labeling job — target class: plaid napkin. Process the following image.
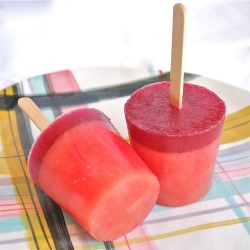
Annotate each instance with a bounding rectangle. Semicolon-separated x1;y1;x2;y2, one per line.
1;69;249;249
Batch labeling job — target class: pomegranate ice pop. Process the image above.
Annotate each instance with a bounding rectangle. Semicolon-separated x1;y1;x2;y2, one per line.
19;98;159;241
124;82;226;206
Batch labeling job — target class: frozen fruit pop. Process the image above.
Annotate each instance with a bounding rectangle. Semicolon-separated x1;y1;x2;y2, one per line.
124;82;226;206
18;98;159;241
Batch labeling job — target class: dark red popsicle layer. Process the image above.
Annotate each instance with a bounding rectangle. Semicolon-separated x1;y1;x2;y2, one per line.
125;82;226;152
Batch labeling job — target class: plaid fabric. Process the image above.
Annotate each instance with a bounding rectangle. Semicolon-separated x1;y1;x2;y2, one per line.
0;69;250;249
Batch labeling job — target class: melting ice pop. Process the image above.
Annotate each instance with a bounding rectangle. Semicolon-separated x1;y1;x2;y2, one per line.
18;98;159;241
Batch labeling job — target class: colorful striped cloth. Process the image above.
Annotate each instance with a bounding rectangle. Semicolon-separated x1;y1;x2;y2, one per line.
1;68;250;249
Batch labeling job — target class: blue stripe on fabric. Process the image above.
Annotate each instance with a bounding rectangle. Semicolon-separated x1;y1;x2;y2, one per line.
42;109;56;122
202;177;249;201
29;76;47;95
0;187;16;196
0;217;25;233
226;196;250;234
147;68;157;76
153;177;250;212
29;75;55;122
234;177;250;194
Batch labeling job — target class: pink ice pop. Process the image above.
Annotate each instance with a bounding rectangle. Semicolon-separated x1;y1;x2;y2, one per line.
124;82;226;206
18;100;159;241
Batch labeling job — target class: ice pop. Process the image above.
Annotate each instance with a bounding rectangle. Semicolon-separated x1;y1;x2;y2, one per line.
19;98;159;241
124;82;226;206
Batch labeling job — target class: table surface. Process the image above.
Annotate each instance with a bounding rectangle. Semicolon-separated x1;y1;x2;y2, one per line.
0;67;250;250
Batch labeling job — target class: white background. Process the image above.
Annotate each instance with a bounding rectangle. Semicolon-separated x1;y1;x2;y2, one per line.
1;0;250;91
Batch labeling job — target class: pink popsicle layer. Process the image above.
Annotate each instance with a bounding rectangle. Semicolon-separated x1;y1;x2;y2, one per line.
124;82;226;206
28;108;159;241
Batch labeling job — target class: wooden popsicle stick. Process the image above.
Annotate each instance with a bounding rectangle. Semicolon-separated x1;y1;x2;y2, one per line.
18;97;50;131
170;3;187;109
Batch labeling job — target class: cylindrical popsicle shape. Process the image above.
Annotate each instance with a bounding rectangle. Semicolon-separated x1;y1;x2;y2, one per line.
28;108;159;241
124;82;226;206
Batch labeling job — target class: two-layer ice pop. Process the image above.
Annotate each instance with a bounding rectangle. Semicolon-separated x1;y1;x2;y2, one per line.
19;98;159;241
124;3;225;206
124;81;226;206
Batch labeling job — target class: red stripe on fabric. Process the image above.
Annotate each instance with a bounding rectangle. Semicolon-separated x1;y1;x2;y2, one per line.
215;166;250;174
46;69;87;112
123;235;132;250
47;70;80;94
214;167;250;181
216;160;250;208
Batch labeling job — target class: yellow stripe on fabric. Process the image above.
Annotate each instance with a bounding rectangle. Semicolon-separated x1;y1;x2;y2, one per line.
221;106;250;144
1;85;16;95
114;217;250;247
1;108;56;249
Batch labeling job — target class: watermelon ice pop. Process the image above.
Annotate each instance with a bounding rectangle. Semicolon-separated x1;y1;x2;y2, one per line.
19;99;159;241
124;82;226;206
